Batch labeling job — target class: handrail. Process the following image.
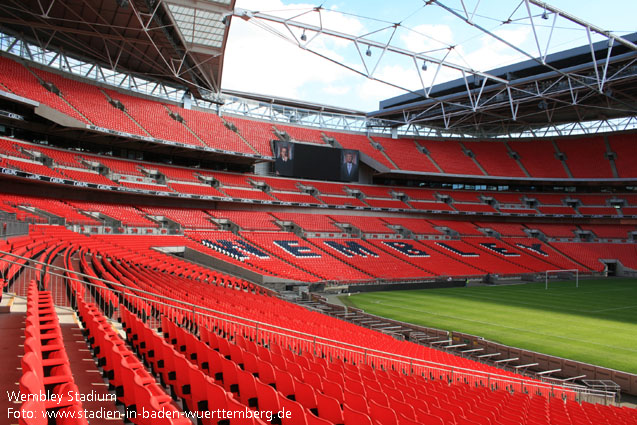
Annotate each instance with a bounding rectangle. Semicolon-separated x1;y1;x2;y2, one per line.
0;249;616;401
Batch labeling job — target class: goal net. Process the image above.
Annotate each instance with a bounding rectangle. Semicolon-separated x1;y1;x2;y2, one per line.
544;269;579;290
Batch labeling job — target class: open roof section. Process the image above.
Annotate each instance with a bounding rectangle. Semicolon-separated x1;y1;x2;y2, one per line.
371;32;637;137
0;0;235;97
231;1;637;138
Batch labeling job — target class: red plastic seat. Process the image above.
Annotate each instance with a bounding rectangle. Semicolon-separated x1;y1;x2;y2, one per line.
237;367;259;408
316;392;344;425
255;379;280;416
369;399;398;425
343;404;374;425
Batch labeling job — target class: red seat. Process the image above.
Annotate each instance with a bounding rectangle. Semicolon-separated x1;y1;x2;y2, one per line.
369;399;398;425
255;380;280;416
322;379;345;404
279;396;309;425
237;367;259;408
316;392;344;425
343;404;374;425
343;389;368;415
274;368;297;400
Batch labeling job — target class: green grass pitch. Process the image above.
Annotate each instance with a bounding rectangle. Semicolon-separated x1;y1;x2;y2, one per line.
340;278;637;374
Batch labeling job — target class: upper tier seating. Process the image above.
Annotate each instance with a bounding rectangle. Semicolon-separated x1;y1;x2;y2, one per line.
0;57;88;123
609;133;637;178
106;90;205;148
167;106;254;154
373;136;439;172
508;140;568;178
224;116;276;156
557;137;613;178
2;56;637;184
33;67;147;136
418;139;484;175
465;141;526;177
275;123;325;144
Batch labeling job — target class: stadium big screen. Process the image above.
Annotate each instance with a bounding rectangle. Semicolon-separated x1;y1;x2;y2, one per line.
273;140;359;182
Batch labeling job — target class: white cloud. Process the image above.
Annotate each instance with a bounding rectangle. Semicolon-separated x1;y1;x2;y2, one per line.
223;0;369;108
222;1;545;112
400;24;455;54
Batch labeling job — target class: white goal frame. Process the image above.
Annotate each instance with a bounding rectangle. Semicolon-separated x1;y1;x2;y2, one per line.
545;269;579;290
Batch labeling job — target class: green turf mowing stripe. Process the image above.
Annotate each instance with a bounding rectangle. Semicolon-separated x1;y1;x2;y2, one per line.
342;278;637;374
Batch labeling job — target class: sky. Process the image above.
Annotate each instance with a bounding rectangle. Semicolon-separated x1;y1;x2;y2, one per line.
221;0;637;112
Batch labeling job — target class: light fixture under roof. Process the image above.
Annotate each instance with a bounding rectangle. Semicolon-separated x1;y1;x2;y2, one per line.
366;46;372;57
421;60;428;71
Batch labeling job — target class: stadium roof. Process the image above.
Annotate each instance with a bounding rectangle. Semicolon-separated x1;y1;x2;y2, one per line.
0;0;235;97
371;32;637;137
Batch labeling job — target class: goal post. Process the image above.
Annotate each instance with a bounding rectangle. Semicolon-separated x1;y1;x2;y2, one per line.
545;269;579;289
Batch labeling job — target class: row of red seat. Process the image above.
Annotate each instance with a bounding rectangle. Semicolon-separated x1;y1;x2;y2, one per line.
20;281;88;425
76;291;191;425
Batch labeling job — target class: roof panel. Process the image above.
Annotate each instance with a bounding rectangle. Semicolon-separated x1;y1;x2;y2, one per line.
167;3;225;49
0;0;235;95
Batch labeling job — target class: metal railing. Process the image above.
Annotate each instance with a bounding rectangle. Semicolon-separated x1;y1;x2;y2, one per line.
0;220;29;238
0;249;617;405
